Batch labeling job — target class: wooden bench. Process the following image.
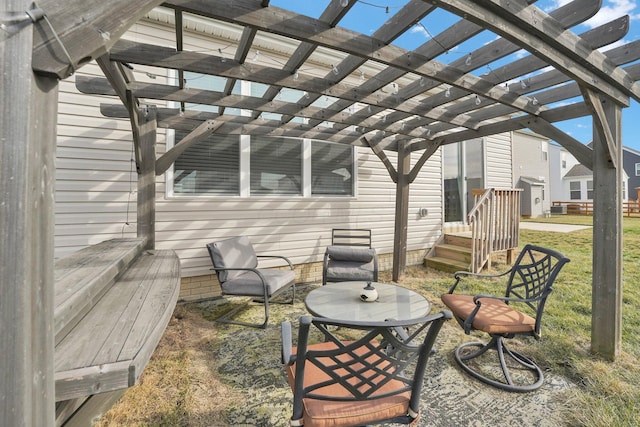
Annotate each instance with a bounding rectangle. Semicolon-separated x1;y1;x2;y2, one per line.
53;238;180;426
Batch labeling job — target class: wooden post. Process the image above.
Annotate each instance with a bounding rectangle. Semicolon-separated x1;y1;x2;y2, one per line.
136;106;158;249
591;97;623;360
392;141;411;281
1;1;57;424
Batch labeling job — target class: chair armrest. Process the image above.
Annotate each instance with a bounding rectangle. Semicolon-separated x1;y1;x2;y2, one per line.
447;269;512;294
281;321;295;365
462;293;532;333
257;255;294;270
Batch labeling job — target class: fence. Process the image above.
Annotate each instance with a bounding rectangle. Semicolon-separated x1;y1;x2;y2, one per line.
551;201;640;217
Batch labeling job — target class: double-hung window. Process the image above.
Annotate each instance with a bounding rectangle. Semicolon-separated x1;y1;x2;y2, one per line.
169;134;354;198
167;73;355;198
570;181;581;200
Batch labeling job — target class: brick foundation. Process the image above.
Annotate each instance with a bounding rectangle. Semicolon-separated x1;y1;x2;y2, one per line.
178;249;428;302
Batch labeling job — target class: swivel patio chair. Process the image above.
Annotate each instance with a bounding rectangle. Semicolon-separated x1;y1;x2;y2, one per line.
322;228;378;286
281;311;451;427
441;244;570;392
206;236;296;328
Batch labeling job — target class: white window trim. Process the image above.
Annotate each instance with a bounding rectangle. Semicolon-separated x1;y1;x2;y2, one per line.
163;76;357;199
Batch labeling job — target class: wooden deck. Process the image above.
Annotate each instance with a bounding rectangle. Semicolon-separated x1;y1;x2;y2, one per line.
53;239;180;424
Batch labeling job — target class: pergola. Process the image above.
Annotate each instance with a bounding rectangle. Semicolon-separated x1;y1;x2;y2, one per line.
2;0;639;424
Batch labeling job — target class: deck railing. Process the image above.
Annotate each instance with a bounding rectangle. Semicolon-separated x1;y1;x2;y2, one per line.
468;188;522;273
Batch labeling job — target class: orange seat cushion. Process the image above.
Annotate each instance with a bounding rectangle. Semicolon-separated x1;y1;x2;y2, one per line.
441;294;535;335
286;341;412;427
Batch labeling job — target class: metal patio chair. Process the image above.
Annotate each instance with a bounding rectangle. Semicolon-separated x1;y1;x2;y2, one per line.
206;236;296;328
441;244;570;392
322;228;378;286
281;311;451;427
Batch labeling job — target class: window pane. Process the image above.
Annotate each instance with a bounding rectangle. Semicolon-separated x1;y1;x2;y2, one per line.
570;181;581;200
251;136;302;195
173;133;239;194
311;141;354;195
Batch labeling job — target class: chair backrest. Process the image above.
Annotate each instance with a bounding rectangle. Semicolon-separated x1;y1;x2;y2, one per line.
505;244;570;334
206;236;258;283
331;228;372;247
290;312;450;421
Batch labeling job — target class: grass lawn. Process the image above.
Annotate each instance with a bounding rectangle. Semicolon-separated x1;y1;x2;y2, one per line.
514;215;640;425
97;215;640;426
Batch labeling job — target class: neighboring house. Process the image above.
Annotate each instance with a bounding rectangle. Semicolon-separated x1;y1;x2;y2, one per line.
54;11;516;301
549;143;581;201
622;146;640;200
562;164;629;203
563;164;595;202
511;130;552;217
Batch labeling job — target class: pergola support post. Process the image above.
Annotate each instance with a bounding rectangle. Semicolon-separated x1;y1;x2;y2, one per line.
135;106;158;249
0;1;57;423
392;141;411;281
591;96;623;360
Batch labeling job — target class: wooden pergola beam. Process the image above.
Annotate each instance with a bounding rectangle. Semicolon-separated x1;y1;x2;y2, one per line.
429;0;636;106
474;0;640;103
167;0;546;116
109;40;481;131
364;135;399;183
32;0;164;78
155;120;221;175
582;87;620;167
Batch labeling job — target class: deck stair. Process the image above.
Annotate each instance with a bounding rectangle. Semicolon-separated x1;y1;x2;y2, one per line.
424;233;472;273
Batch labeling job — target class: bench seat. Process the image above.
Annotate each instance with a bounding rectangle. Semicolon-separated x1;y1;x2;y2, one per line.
53;241;180;402
54;238;146;345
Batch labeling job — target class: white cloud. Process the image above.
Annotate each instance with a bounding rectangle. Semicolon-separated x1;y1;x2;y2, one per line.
544;0;639;27
583;0;639;29
410;24;429;38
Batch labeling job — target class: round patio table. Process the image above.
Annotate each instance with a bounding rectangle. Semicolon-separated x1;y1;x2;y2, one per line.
304;281;431;322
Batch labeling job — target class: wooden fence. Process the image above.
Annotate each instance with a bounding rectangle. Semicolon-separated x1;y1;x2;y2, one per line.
551;201;640;217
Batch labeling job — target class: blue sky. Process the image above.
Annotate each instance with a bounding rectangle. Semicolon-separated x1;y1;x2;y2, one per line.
271;0;640;150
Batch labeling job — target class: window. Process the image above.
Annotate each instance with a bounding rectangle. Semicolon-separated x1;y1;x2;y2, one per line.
250;136;302;195
562;160;567;168
168;77;355;198
311;141;353;195
636;163;640;177
173;133;239;195
570;181;581;200
168;134;354;198
587;180;594;200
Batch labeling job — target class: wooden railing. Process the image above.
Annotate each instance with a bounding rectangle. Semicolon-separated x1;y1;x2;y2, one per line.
552;201;640;217
468;188;522;273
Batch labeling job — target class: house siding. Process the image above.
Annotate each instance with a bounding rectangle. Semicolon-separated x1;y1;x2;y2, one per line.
485;133;513;188
55;19;444;300
622;147;640;200
511;131;551;216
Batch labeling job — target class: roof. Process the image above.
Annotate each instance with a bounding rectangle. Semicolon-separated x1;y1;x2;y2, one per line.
564;164;593;178
520;176;546;185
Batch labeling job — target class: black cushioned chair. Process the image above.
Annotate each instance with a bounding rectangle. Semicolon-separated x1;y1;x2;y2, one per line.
207;236;296;328
441;244;570;392
322;229;378;286
281;311;451;427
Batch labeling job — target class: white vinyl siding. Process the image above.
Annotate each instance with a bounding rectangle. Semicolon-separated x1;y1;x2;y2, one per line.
485;133;512;188
53;18;446;277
